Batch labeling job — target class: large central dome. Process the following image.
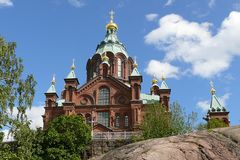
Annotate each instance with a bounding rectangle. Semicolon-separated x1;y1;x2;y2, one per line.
95;11;128;58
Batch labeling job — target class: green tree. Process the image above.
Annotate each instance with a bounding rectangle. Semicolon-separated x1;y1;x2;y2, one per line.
41;115;91;160
142;103;171;139
142;102;197;139
0;36;36;128
0;36;37;159
207;118;228;129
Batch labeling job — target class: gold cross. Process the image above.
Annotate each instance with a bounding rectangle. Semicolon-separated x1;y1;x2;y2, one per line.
109;10;115;22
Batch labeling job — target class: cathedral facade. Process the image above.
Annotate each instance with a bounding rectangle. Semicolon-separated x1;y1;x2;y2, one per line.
42;12;171;132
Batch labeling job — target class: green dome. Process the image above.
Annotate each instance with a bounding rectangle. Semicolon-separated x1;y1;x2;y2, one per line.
96;29;128;57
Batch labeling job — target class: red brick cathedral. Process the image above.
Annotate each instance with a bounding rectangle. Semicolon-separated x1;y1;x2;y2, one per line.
42;12;171;132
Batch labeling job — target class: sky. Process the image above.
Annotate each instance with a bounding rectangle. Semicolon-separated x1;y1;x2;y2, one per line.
1;0;240;138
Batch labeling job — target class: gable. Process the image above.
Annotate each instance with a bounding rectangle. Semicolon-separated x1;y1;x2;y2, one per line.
76;75;131;105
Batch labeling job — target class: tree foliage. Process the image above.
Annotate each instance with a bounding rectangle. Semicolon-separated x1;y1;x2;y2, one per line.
207;118;228;129
0;36;36;127
0;36;37;159
40;115;91;160
142;102;197;139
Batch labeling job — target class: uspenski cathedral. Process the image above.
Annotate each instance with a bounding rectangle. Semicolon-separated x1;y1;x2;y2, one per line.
42;11;230;132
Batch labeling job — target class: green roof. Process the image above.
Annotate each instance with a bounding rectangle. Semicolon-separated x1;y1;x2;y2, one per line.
46;84;56;93
96;29;128;57
46;76;56;93
66;60;76;79
57;99;65;107
140;93;160;104
66;70;76;79
209;94;227;112
131;67;141;76
160;80;169;89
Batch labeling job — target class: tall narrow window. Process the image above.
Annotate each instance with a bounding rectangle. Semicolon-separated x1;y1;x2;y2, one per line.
85;113;92;125
95;61;100;77
69;86;73;102
117;58;122;77
124;115;129;127
115;114;120;127
98;87;110;105
97;112;109;127
134;84;139;99
47;99;52;107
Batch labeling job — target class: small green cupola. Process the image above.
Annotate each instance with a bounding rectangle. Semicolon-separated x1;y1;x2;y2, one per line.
130;57;141;77
96;10;128;58
160;74;169;89
209;81;227;112
203;81;230;126
66;59;76;79
64;59;79;89
46;74;57;94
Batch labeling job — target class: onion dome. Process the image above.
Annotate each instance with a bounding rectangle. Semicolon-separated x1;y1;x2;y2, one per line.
101;52;110;66
152;74;158;86
96;10;128;58
106;10;118;31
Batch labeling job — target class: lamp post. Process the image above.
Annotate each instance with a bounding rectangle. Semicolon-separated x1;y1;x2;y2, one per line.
91;116;95;138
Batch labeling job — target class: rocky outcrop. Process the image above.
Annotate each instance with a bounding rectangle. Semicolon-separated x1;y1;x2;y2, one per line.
91;126;240;160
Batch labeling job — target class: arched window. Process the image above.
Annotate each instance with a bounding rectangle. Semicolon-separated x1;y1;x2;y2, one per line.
115;114;120;127
124;115;129;127
98;87;110;105
117;58;122;77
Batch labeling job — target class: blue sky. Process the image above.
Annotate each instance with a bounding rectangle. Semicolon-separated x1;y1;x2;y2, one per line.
1;0;240;130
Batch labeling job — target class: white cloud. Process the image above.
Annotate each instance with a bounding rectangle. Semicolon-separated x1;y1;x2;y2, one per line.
145;13;159;22
26;106;45;129
2;129;14;142
145;11;240;79
1;105;44;142
8;105;44;129
145;60;180;79
197;93;231;112
165;0;175;6
197;100;209;112
68;0;84;8
208;0;215;8
0;0;13;7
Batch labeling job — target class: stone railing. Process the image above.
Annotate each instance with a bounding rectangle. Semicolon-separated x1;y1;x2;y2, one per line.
93;131;141;140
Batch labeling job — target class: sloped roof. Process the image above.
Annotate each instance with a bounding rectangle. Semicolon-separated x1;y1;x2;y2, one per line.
209;94;227;112
140;93;160;104
160;80;169;89
46;84;56;93
131;67;141;76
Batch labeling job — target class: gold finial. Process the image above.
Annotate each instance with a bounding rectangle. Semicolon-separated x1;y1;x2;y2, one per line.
71;59;75;70
106;10;118;31
133;56;138;68
51;74;56;85
210;81;216;95
101;52;109;62
152;74;158;85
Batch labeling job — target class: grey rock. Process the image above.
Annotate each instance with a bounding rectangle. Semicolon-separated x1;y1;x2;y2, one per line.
90;126;240;160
